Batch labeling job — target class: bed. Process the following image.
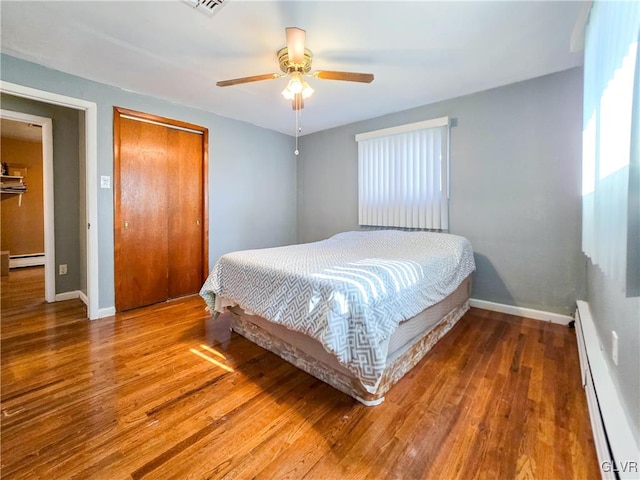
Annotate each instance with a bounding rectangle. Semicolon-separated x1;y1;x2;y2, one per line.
200;230;475;405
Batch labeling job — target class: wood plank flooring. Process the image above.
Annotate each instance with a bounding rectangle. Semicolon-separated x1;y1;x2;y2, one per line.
1;267;600;479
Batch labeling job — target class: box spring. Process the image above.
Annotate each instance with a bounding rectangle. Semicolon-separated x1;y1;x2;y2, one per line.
229;275;471;405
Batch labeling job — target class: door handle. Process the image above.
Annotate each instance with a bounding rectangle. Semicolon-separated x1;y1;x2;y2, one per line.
124;221;129;229
196;219;201;226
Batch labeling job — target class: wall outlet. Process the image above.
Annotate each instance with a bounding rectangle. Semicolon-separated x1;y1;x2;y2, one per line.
59;264;68;275
611;331;619;366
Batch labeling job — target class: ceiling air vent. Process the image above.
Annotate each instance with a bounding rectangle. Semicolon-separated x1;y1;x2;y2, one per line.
182;0;228;17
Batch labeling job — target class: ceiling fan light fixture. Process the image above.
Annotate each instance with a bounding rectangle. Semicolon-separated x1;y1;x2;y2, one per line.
281;87;295;100
282;76;313;102
286;74;304;95
301;81;314;99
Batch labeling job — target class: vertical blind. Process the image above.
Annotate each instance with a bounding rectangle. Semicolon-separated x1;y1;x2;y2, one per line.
582;1;639;291
356;118;449;230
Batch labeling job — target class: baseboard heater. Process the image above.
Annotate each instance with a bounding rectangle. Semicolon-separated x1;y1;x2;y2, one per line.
9;253;45;268
575;301;640;479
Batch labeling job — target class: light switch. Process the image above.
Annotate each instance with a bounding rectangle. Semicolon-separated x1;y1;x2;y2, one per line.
101;176;111;189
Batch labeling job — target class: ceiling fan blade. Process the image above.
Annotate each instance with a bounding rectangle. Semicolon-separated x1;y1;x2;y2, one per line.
292;93;304;111
313;71;374;83
286;27;306;65
216;73;280;87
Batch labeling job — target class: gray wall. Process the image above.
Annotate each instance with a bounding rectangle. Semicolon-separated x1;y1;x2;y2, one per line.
1;54;297;310
298;67;585;315
587;262;640;444
1;93;81;295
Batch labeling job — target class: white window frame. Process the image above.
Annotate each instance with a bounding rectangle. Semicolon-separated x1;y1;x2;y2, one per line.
355;116;450;230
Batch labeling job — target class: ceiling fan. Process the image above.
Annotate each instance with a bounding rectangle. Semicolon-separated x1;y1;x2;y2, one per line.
216;27;374;110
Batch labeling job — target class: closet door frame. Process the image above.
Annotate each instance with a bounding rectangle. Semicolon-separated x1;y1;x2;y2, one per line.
113;107;209;312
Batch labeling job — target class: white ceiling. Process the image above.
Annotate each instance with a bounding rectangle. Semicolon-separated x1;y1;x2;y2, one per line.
1;119;42;143
0;1;584;136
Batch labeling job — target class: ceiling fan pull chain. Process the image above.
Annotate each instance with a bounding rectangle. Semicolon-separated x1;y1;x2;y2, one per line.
295;107;300;155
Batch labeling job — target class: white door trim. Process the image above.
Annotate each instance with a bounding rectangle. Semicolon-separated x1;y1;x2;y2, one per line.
1;81;100;320
0;110;54;303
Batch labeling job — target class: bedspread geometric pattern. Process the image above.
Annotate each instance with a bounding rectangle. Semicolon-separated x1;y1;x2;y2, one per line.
200;230;475;392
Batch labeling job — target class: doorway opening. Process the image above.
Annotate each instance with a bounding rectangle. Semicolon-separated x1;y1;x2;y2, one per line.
0;113;54;305
0;81;99;319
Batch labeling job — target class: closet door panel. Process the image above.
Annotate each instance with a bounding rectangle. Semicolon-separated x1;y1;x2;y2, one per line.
167;128;204;298
116;118;169;311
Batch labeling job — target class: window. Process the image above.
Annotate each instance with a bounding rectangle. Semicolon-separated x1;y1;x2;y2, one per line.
355;117;450;230
582;1;639;292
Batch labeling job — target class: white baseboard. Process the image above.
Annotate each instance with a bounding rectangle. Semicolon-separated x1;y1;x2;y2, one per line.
55;290;82;302
98;306;116;319
56;290;103;320
55;290;91;310
576;300;640;479
9;254;45;268
79;291;88;306
469;298;573;325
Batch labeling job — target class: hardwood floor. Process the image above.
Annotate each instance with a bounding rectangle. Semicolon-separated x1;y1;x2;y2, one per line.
1;267;599;479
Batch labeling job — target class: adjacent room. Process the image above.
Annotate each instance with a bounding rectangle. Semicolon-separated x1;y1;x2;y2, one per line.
1;1;638;479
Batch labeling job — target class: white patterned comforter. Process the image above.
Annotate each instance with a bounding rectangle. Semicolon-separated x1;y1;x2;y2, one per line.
200;230;475;392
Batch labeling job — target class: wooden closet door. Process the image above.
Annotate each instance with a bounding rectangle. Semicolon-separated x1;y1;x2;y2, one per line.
115;107;208;312
115;118;170;311
167;128;204;298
